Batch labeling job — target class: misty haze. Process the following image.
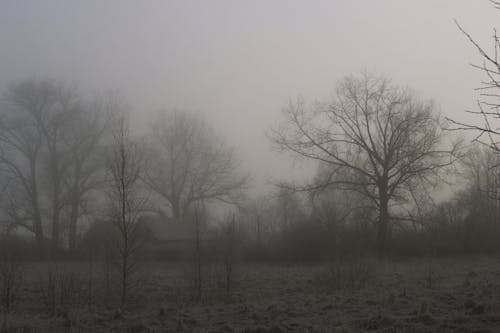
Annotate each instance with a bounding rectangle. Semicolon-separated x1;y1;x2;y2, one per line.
2;1;500;332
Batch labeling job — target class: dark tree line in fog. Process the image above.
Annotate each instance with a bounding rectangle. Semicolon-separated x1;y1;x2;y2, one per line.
270;73;461;256
0;79;247;259
2;1;500;266
3;65;500;265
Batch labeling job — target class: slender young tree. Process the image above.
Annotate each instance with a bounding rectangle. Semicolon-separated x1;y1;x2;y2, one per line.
107;107;145;308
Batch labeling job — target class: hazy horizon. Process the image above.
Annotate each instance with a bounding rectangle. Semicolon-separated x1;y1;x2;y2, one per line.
0;0;496;194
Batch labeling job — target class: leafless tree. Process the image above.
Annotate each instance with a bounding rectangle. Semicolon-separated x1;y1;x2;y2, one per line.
450;1;500;150
222;214;237;295
274;187;306;231
238;195;280;245
461;144;500;221
64;97;108;250
309;168;374;250
192;205;204;301
36;83;81;253
0;80;53;254
0;80;110;255
144;110;247;219
271;73;460;256
107;107;146;308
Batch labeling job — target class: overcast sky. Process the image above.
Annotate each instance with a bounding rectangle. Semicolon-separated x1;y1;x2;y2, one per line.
0;0;497;193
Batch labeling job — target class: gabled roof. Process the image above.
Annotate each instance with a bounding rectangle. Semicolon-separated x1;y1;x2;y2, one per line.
140;215;196;242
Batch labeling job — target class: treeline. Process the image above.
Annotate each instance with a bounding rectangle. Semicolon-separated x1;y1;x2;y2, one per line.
236;146;500;262
0;79;246;260
1;74;500;265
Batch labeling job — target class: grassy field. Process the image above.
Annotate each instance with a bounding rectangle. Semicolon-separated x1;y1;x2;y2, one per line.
2;256;500;332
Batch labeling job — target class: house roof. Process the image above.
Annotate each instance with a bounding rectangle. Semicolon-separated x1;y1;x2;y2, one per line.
140;215;197;242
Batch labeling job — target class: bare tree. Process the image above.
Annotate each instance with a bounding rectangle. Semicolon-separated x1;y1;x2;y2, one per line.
309;170;374;251
37;84;81;253
192;204;204;301
0;80;87;255
271;73;460;256
274;187;306;231
0;80;51;254
144;110;247;220
222;214;237;295
238;196;277;245
450;1;500;149
64;97;108;250
461;144;500;221
107;107;146;308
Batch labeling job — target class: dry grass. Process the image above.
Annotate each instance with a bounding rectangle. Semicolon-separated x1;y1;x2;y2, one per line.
313;257;378;292
2;256;500;332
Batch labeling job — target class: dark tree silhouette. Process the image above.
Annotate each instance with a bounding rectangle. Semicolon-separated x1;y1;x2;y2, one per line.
271;73;460;256
107;107;145;308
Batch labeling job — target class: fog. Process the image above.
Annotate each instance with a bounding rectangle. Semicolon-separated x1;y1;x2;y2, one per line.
0;0;494;192
3;1;500;332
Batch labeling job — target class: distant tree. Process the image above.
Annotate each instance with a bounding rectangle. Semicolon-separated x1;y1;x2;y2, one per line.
238;196;278;245
144;110;247;219
64;97;108;250
309;166;375;250
461;145;500;221
271;73;460;256
221;213;237;295
107;107;146;308
0;79;76;255
34;82;80;253
274;187;305;231
0;80;110;255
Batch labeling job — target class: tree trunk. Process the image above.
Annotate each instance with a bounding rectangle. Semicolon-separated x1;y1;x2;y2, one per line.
376;192;390;258
172;198;181;219
49;149;62;256
68;164;83;251
33;205;45;258
30;159;45;258
51;188;60;255
68;200;79;251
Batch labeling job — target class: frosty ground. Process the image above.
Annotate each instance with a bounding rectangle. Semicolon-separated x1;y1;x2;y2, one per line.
4;257;500;332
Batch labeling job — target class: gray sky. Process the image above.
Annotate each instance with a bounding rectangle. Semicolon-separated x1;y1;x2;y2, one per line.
0;0;497;193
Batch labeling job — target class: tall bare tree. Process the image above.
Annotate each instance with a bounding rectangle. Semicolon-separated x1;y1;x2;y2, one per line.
0;79;107;255
144;110;247;219
271;73;460;256
107;107;145;308
64;97;108;250
35;83;80;252
0;80;59;254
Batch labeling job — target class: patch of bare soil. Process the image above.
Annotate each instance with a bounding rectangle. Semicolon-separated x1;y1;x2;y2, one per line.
4;257;500;332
